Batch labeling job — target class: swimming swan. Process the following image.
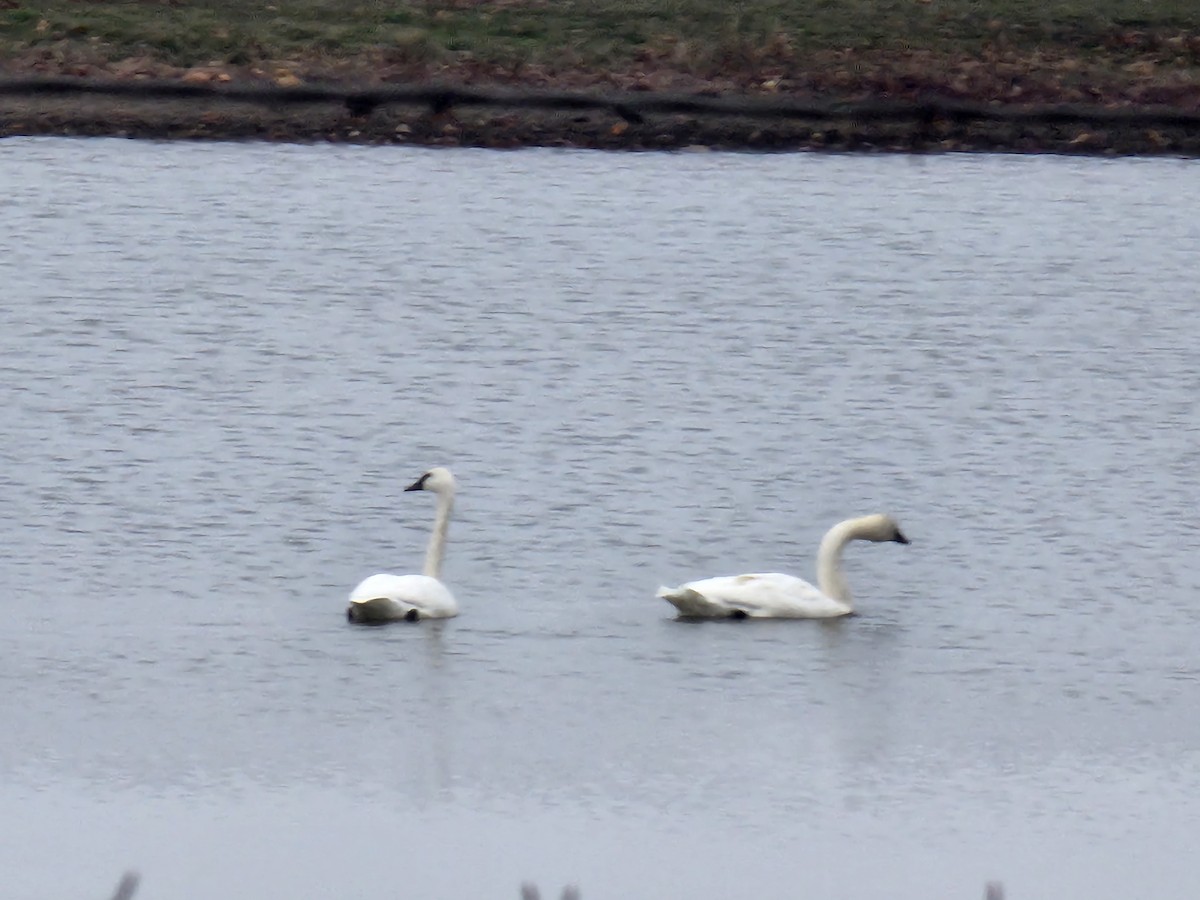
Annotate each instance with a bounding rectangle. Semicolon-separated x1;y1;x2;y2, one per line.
657;513;909;619
347;467;459;622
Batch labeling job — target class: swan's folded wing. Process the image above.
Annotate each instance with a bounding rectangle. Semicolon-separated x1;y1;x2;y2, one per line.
657;584;735;617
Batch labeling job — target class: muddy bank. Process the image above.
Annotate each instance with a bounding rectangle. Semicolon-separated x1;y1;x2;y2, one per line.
3;41;1200;154
4;88;1200;154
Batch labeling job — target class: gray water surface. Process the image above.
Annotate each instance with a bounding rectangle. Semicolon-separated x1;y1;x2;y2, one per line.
2;139;1199;900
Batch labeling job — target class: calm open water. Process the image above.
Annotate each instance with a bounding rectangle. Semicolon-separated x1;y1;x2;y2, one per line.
2;138;1199;900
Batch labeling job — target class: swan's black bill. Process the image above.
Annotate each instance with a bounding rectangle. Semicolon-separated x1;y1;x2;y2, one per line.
894;530;910;545
404;473;430;492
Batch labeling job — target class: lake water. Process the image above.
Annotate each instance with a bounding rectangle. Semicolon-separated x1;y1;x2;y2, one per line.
2;138;1199;900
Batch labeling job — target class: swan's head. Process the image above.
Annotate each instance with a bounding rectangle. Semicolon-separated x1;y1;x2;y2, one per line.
405;466;456;494
854;513;910;544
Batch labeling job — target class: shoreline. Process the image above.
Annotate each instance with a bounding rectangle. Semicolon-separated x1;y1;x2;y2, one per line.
3;0;1199;155
3;81;1199;155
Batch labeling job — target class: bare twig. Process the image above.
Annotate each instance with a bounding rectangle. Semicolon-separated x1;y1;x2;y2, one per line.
520;882;580;900
108;871;140;900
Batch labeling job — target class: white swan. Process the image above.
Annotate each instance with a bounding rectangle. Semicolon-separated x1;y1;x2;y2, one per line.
347;467;459;623
657;513;909;619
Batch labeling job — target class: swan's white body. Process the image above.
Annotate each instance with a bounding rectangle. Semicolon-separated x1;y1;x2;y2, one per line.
347;467;459;623
348;573;457;621
658;573;853;619
657;513;909;619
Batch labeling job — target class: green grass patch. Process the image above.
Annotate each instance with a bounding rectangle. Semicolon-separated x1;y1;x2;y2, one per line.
1;0;1198;71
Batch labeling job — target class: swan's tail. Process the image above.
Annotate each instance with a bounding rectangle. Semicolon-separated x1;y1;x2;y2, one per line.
657;585;727;618
347;596;414;623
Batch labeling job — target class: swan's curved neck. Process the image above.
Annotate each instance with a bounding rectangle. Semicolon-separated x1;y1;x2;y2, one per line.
815;519;860;605
423;488;455;580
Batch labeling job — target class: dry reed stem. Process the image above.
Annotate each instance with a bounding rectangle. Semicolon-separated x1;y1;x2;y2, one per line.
109;871;140;900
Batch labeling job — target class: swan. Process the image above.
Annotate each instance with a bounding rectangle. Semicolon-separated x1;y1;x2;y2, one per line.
347;467;459;623
657;513;909;619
